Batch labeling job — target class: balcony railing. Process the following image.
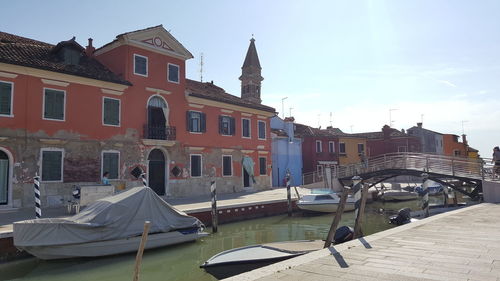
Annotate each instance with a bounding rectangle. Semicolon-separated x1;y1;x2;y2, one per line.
143;124;176;140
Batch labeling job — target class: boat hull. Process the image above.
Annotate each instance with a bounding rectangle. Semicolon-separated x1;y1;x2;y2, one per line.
18;231;208;260
297;202;355;213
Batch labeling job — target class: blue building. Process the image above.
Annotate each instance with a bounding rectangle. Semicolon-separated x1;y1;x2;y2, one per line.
270;116;302;187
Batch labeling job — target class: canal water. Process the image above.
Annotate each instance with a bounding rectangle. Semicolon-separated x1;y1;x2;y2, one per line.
1;198;441;281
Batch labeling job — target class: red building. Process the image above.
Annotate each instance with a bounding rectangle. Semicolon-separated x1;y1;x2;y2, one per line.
354;125;422;157
0;26;275;208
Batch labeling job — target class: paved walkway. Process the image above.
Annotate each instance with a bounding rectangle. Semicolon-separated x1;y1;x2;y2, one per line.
0;187;301;237
227;203;500;281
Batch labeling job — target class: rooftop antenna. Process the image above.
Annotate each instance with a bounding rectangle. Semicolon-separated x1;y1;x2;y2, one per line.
389;108;398;127
461;120;468;135
199;52;204;82
289;107;293;117
329;112;333;127
318;114;321;128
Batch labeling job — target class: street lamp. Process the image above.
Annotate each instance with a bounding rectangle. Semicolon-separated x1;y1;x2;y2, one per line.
281;97;288;119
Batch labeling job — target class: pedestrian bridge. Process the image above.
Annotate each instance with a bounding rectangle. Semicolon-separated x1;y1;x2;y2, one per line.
304;152;493;200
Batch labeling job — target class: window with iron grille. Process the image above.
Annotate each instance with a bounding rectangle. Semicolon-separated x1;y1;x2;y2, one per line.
222;155;232;176
259;157;267;175
190;154;202;177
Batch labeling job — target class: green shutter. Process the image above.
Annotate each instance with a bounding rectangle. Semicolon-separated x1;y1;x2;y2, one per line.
104;99;119;126
201;113;206;132
44;89;64;120
230;117;236;135
42;151;62;181
0;82;12;115
103;152;119;179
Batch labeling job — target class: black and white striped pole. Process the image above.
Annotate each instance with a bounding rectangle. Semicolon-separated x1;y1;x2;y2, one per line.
34;174;41;219
421;173;430;218
210;179;218;233
352;176;367;238
286;170;292;217
140;172;148;187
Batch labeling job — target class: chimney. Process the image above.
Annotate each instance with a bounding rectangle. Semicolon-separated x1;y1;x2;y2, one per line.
382;125;391;139
85;38;95;57
417;122;422;128
462;134;468;145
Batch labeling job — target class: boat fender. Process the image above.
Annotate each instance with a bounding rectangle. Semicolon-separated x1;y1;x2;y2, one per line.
334;226;353;244
389;207;412;225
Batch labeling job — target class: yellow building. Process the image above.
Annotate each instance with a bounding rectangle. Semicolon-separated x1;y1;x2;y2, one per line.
338;136;367;165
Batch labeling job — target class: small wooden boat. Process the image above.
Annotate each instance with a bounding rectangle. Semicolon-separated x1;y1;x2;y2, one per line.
200;240;324;279
297;193;356;213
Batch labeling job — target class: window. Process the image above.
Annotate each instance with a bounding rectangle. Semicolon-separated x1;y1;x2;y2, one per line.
0;81;13;116
190;154;202;177
41;148;63;182
259;157;267;175
258;120;266;139
102;151;119;180
134;54;148;76
167;63;179;83
222;155;232;176
187;111;206;133
242;118;251;138
358;143;365;153
453;150;461;156
103;97;120;126
339;142;346;154
316;140;322;153
219;115;235;136
328;141;335;153
43;88;65;121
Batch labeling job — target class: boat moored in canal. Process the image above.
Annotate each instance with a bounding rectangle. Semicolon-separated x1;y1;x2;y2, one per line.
13;186;208;260
200;240;325;279
297;193;356;213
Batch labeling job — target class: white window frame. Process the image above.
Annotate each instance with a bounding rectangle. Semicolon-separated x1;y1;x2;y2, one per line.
328;141;335;153
133;54;148;77
190;154;202;178
242;118;251;139
222;155;233;177
259;156;267;175
316;140;322;153
42;87;66;121
167;63;180;84
0;80;14;117
40;147;64;183
189;110;203;134
220;115;233;136
258;120;266;140
102;97;121;127
101;150;120;180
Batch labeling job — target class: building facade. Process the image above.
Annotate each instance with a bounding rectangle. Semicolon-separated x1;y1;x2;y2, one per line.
270;116;302;187
0;26;275;209
406;122;443;154
354;125;421;157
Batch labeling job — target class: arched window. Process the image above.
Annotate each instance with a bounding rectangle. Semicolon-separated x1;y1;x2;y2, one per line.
147;96;169;126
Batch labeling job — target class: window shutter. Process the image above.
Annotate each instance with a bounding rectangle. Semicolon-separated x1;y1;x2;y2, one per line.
54;92;64;119
109;100;119;125
186;111;191;131
218;116;223;134
201;113;206;132
0;83;11;115
230;117;236;135
44;91;54;117
42;151;62;181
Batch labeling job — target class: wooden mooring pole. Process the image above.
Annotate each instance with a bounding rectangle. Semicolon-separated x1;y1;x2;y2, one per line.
323;185;349;248
133;221;151;281
353;179;367;239
286;170;292;217
210;180;218;233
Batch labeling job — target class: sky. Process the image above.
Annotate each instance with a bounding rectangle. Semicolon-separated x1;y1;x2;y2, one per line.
2;0;500;157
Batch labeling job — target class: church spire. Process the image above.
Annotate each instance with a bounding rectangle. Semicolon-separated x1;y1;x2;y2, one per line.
239;38;264;104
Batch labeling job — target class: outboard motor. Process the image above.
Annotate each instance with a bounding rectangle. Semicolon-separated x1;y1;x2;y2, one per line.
334;226;354;244
389;208;412;225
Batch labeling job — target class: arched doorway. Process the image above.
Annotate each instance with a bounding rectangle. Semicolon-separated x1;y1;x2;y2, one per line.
148;149;166;196
147;96;169;139
0;150;9;205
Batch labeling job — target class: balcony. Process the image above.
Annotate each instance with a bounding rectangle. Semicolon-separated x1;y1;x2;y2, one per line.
143;124;176;141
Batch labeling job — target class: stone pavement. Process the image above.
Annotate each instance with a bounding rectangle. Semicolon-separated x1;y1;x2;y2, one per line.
227;203;500;281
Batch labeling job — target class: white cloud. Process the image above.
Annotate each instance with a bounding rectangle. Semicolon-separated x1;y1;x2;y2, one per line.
437;80;458;88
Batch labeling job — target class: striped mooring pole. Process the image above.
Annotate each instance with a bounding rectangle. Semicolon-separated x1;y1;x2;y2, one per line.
286;170;292;217
421;173;430;218
34;174;41;219
140;172;148;187
352;176;367;238
210;180;218;233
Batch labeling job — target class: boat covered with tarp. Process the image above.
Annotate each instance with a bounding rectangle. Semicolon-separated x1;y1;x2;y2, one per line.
13;186;207;260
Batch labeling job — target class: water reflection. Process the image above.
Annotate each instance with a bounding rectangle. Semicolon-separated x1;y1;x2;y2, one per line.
1;198;445;281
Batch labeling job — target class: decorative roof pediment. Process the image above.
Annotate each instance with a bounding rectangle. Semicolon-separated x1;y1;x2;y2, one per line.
96;25;193;60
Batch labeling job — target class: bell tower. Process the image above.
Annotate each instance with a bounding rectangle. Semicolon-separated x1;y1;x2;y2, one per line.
239;38;264;104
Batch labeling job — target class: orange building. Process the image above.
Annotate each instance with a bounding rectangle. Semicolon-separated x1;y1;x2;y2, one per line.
442;134;468;157
0;26;275;208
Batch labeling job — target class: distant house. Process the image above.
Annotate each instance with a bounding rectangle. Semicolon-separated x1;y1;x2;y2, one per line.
406;122;444;154
354;125;421;157
270;116;302;187
337;134;367;165
442;134;469;158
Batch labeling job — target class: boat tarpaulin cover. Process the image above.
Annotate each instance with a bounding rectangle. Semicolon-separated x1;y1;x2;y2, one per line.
13;186;203;247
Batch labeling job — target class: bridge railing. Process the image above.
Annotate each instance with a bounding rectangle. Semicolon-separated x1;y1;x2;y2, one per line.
338;152;488;180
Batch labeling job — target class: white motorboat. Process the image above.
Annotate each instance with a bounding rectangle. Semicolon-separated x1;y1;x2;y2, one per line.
379;189;418;201
297;193;356;213
13;186;208;260
201;240;324;279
